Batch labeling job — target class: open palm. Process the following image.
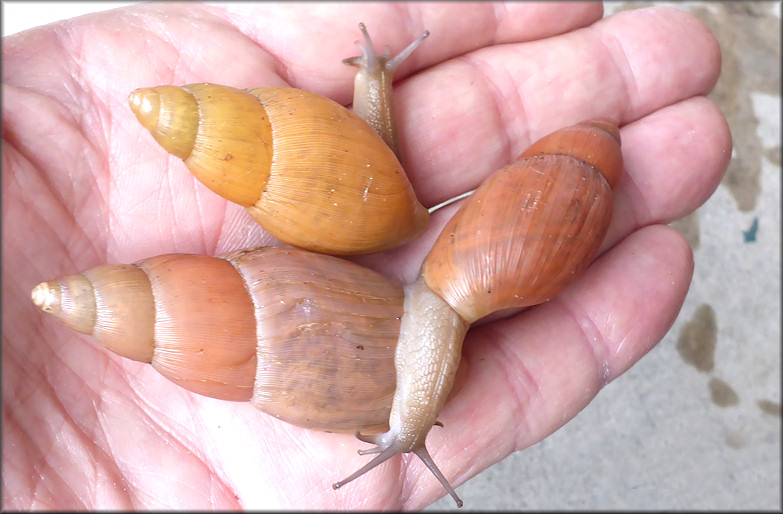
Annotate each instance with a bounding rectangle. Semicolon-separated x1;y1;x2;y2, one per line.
2;2;730;510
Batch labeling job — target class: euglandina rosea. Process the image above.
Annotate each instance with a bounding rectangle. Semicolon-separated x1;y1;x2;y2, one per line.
127;24;430;256
32;118;623;508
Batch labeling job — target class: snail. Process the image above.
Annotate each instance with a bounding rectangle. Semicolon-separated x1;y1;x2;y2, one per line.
128;23;430;256
31;119;623;507
31;246;402;432
332;118;622;506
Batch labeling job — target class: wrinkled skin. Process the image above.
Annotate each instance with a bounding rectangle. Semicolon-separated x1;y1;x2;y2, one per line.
2;2;730;510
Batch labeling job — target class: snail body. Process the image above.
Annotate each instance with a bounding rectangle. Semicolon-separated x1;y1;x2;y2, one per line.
343;22;430;157
128;25;430;256
33;119;623;507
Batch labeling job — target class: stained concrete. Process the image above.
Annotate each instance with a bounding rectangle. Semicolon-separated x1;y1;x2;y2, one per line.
428;2;781;510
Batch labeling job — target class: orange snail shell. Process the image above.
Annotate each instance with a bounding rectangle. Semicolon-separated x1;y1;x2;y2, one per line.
31;247;403;433
128;84;429;255
422;119;623;323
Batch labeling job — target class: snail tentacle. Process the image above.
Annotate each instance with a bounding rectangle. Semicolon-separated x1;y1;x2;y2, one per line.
336;430;465;508
343;23;428;159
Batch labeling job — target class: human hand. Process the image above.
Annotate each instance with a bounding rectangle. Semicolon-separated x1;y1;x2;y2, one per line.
2;2;730;509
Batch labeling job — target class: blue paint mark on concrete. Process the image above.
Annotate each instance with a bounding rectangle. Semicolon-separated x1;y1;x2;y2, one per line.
743;217;759;242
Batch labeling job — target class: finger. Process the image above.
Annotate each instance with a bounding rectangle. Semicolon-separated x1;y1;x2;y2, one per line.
395;7;722;204
210;2;604;102
414;224;693;507
602;96;732;252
